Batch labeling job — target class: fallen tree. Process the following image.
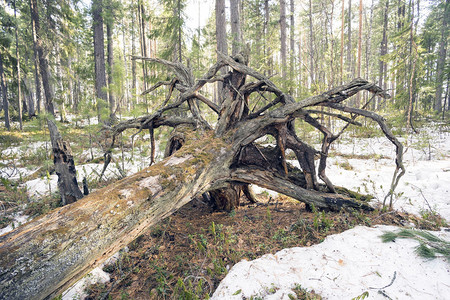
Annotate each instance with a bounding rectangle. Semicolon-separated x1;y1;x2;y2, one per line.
0;54;404;299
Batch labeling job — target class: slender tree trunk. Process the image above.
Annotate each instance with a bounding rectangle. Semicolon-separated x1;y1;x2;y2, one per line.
280;0;287;80
290;0;295;92
131;0;137;107
57;50;67;122
122;16;129;111
177;0;182;62
356;0;362;107
230;0;242;56
92;0;108;122
347;0;353;79
29;0;42;115
0;53;10;131
215;0;228;104
308;0;315;87
379;0;389;109
341;0;345;84
329;0;335;88
25;76;35;117
30;0;55;116
138;0;149;111
434;0;449;112
13;0;23;130
107;22;116;120
264;0;272;76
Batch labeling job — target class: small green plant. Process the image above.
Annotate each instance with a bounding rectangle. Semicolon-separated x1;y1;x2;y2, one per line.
289;283;322;299
381;229;450;259
352;291;369;300
313;211;334;233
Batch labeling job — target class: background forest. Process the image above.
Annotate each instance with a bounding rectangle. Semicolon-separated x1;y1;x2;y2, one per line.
0;0;449;128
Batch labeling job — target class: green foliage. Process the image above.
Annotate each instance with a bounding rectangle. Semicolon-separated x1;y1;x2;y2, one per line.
352;291;369;300
381;228;450;260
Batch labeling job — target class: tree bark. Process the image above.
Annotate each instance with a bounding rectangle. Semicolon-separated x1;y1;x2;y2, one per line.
92;0;108;122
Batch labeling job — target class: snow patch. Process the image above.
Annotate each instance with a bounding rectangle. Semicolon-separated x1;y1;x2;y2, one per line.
0;213;29;236
164;155;193;166
212;225;450;300
62;248;128;300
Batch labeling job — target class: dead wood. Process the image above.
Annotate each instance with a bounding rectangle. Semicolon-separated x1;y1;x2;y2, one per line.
0;54;403;299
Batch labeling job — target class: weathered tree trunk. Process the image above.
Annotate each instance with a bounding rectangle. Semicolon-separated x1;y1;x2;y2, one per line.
0;131;232;300
0;54;404;299
47;119;84;206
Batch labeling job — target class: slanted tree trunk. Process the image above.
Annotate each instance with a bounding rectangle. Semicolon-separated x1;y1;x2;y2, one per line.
0;54;404;300
30;0;55;116
47;119;83;205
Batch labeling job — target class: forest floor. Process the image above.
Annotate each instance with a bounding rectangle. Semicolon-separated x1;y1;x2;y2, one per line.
0;118;449;299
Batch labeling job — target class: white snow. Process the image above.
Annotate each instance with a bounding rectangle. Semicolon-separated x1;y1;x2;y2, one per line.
212;225;450;300
214;126;450;299
2;123;449;300
0;213;29;236
62;248;128;300
287;127;450;221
